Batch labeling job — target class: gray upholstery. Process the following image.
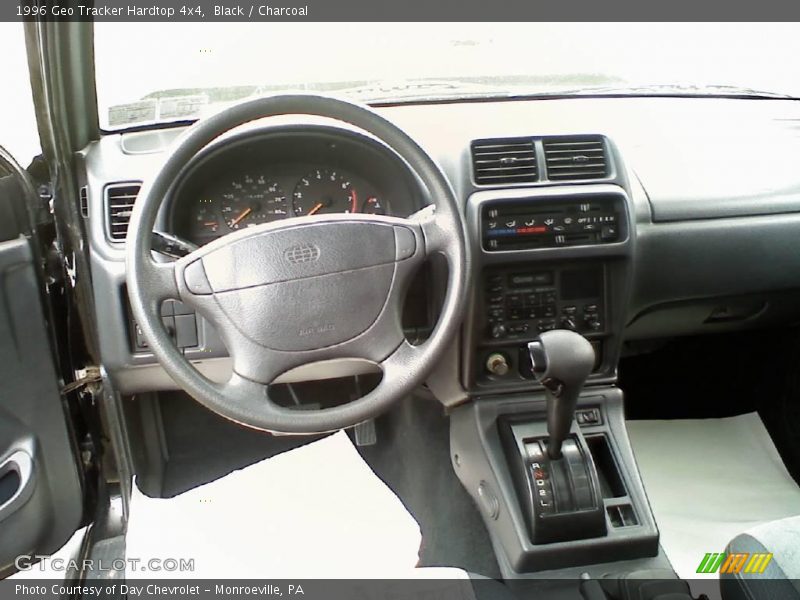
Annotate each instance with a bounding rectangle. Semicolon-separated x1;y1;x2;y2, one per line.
721;515;800;600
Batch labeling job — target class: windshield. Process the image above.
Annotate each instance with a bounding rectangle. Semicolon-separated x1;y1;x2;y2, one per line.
95;23;800;130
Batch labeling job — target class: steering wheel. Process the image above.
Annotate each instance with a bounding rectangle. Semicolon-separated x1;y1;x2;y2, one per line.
126;95;468;434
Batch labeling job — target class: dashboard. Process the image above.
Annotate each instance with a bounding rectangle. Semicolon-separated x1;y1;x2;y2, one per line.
81;96;800;396
167;126;423;245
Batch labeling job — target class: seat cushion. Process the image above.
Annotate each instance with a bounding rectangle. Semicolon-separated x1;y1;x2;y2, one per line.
721;515;800;600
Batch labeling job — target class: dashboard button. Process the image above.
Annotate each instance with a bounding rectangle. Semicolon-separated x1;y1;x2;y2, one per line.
601;225;618;240
133;322;148;349
539;320;556;332
490;324;507;339
175;314;198;348
488;307;505;319
506;294;523;307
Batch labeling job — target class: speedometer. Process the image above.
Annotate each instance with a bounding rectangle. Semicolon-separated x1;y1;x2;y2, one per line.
292;169;357;216
219;174;288;230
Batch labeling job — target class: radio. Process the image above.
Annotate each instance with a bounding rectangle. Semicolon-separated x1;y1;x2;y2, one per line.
483;266;605;341
482;196;621;251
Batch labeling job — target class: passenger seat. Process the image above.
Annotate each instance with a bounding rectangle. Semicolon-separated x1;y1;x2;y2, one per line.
721;515;800;600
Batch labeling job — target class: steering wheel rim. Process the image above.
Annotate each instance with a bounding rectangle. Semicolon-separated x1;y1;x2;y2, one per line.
126;94;468;434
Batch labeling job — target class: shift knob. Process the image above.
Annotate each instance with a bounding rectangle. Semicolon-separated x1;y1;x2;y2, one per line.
528;330;595;459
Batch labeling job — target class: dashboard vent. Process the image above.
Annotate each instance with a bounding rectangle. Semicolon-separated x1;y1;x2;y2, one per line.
471;138;538;185
106;183;141;242
543;136;607;181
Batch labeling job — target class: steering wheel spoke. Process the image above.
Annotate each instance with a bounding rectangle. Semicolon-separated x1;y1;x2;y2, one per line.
140;258;180;305
407;205;451;257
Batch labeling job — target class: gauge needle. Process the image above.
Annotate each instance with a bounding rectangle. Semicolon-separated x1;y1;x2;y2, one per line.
307;202;324;216
230;207;252;227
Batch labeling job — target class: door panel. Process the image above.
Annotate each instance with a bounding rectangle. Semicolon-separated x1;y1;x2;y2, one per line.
0;201;83;576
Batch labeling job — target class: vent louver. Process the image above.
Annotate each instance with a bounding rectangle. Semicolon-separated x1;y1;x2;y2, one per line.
471;138;538;185
106;183;141;242
543;136;607;181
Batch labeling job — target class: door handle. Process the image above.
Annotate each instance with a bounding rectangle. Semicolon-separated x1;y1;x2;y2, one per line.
0;450;35;524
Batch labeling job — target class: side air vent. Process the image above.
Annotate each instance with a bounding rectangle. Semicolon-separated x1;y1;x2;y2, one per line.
105;183;141;242
471;138;538;185
543;136;608;181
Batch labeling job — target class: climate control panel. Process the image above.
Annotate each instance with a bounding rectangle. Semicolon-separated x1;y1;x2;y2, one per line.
483;266;606;342
482;196;621;251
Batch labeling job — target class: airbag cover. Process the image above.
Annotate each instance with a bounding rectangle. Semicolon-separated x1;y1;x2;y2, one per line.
197;221;399;292
214;265;395;351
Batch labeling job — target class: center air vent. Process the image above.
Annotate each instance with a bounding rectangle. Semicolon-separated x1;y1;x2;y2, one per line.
543;136;607;181
471;138;538;185
106;183;141;242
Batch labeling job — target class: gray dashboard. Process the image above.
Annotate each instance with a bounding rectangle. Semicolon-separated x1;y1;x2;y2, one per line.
80;96;800;394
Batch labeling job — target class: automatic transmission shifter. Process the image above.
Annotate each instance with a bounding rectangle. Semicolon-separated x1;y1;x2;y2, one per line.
528;330;595;459
499;329;605;545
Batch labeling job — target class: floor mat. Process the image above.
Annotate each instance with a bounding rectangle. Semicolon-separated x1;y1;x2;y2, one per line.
125;431;424;578
356;394;501;579
627;412;800;580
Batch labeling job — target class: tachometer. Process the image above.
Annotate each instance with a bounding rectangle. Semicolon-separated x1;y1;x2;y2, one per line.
219;174;288;230
292;169;357;216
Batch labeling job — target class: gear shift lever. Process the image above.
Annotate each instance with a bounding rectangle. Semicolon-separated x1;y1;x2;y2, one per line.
528;330;595;459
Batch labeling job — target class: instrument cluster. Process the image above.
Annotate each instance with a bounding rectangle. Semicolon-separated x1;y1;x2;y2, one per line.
185;166;388;242
169;127;421;245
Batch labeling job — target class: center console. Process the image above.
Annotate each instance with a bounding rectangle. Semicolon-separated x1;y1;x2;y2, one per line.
463;184;632;393
451;143;666;579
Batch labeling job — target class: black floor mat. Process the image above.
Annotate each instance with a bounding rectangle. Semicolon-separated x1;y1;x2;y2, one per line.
619;332;762;420
619;327;800;484
354;393;501;579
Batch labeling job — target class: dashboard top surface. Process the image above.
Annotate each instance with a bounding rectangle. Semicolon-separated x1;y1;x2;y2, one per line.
105;96;800;224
